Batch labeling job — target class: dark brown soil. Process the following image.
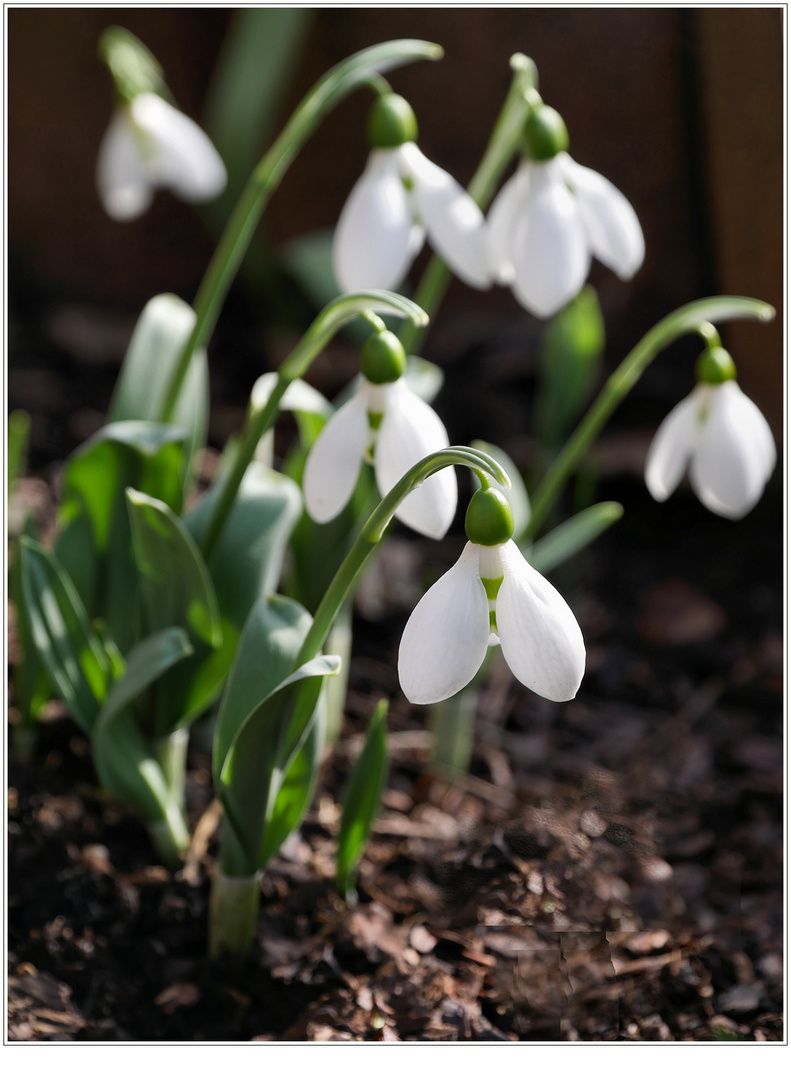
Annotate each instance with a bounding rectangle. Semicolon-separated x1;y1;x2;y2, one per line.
8;463;783;1041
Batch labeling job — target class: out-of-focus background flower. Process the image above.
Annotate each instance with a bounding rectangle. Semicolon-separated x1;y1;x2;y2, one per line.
8;6;783;465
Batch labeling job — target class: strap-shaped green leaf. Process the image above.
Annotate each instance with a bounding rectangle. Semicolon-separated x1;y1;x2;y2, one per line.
127;489;221;648
55;420;186;652
10;517;52;723
18;537;112;734
536;285;605;451
527;501;624;576
336;700;389;901
96;627;194;728
8;409;30;495
108;294;209;483
186;460;302;632
213;594;339;875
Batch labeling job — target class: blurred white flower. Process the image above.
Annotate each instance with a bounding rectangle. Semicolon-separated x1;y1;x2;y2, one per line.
488;151;644;318
333;142;491;293
303;376;457;539
645;379;775;519
97;93;226;221
398;540;585;704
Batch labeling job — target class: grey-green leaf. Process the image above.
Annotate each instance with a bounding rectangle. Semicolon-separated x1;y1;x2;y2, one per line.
527;501;623;575
108;294;209;484
18;537;112;734
336;700;389;901
126;488;222;649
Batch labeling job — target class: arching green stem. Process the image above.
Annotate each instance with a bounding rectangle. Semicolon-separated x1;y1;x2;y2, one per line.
156;38;443;424
399;53;539;356
524;296;775;541
294;446;510;669
198;291;427;562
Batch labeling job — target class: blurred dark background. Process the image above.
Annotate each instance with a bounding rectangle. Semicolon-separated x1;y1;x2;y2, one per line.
8;6;784;466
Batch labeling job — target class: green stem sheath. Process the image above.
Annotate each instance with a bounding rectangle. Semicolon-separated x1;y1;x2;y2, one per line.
524;296;775;541
156;38;443;424
399;53;538;356
208;869;261;963
199;291;428;562
152;728;189;809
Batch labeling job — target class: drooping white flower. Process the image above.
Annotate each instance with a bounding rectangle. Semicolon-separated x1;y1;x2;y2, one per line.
303;375;457;540
398;538;586;705
645;378;776;520
97;92;227;221
488;102;644;318
333;93;491;293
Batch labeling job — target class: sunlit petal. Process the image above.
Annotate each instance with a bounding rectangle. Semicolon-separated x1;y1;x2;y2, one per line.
96;109;153;221
398;542;490;704
559;153;644;280
375;379;457;538
690;381;776;519
130;93;226;202
333;150;415;292
645;388;702;502
399;143;491;288
511;160;590;318
302;385;371;523
496;541;586;702
487;164;531;285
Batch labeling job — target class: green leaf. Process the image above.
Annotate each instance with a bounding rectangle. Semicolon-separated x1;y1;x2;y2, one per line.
204;8;313;212
405;355;444;405
127;489;221;648
98;627;194;726
10;516;52;723
336;700;389;901
126;489;225;734
108;294;209;485
471;440;531;538
186;461;303;632
213;594;339;875
259;694;326;867
54;420;186;652
18;537;112;734
535;285;605;449
7;409;30;494
527;502;623;575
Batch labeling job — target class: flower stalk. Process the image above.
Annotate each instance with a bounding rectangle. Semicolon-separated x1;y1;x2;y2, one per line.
198;291;428;562
523;296;775;541
399;53;538;355
156;39;443;425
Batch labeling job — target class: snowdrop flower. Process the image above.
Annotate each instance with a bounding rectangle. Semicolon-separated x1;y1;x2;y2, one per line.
97;92;227;221
488;104;644;318
333;93;491;293
646;346;775;519
399;487;585;704
303;330;457;539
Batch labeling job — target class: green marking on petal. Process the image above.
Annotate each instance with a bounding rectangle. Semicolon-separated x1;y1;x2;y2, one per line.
480;576;503;602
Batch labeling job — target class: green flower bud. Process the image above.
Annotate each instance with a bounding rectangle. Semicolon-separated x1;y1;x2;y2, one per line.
695;346;737;385
523;104;569;161
367;93;418;149
465;487;515;547
360;330;406;385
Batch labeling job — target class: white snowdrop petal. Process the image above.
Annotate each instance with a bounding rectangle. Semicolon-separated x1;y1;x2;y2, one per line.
690;381;776;519
96;110;153;221
302;386;371;523
332;150;415;292
400;144;492;289
511;160;590;318
559;153;644;280
644;388;702;502
487;164;531;285
130;93;227;202
375;380;457;539
496;541;586;702
398;542;490;704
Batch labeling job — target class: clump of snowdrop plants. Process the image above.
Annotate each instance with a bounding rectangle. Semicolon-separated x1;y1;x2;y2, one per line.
10;28;776;969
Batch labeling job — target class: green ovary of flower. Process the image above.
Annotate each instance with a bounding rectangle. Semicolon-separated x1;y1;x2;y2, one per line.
465;487;515;546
